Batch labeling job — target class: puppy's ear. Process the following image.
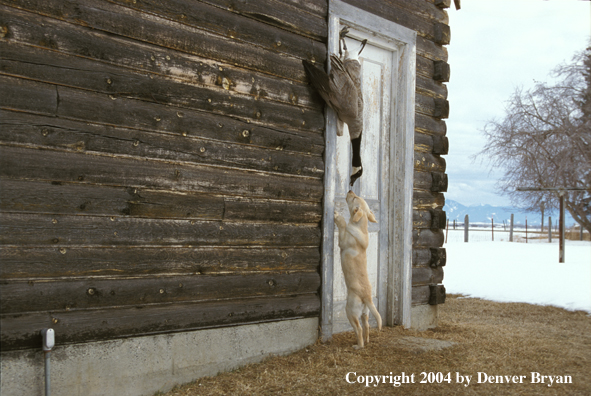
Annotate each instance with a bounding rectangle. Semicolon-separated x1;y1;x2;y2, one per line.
352;206;363;223
367;210;377;223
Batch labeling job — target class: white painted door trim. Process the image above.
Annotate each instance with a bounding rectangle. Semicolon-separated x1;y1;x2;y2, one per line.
321;0;416;341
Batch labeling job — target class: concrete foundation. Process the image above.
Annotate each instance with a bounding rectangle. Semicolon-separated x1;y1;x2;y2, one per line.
410;304;438;330
0;317;319;396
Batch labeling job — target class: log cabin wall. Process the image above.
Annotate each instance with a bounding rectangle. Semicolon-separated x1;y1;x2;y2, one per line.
340;0;449;308
0;0;327;351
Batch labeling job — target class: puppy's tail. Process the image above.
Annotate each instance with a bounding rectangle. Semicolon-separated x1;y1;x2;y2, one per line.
366;300;382;331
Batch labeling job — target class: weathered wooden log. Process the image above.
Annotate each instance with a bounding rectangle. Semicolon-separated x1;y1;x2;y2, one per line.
416;74;448;99
416;55;435;79
0;70;325;136
412;284;446;306
0;212;321;247
0;146;324;202
417;35;448;63
414;132;433;153
413;171;447;192
415;133;448;156
377;0;449;24
276;0;327;17
432;135;449;155
223;196;322;223
413;210;431;229
413;248;431;267
0;272;321;314
412;229;444;247
434;23;450;45
412;209;446;230
416;94;450;120
0;110;324;178
433;98;450;119
435;0;452;9
429;284;446;305
0;246;320;279
0;2;318;81
415;113;447;136
429;247;447;268
412;247;446;268
0;179;323;224
416;92;443;118
0;26;319;109
414;152;446;173
0;294;320;350
198;0;327;40
412;266;444;286
413;190;445;210
431;172;448;192
0;37;322;112
108;0;326;61
412;285;430;305
2;111;323;162
0;179;221;220
430;209;447;230
433;60;450;82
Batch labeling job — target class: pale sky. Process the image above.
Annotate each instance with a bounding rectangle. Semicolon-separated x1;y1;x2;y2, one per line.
446;0;591;207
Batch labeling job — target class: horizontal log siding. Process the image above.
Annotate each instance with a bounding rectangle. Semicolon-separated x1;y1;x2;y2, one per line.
0;0;324;350
342;0;449;306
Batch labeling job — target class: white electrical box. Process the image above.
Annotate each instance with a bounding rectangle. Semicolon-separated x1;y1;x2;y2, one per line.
41;328;55;351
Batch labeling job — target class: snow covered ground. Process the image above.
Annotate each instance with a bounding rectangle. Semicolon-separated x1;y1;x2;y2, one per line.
444;230;591;313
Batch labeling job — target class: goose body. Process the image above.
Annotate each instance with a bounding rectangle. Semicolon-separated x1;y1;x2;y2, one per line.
303;32;367;186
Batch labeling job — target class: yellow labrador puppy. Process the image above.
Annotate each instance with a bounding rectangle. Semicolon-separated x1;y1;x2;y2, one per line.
334;190;382;349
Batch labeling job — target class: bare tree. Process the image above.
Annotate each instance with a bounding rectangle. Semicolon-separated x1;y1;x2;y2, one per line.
477;46;591;233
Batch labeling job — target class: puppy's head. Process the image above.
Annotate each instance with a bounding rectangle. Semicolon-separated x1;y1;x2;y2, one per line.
345;190;377;223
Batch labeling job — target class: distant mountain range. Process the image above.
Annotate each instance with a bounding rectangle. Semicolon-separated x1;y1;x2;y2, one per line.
443;199;577;227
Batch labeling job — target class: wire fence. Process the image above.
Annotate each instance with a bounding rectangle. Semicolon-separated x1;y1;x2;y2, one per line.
444;223;590;244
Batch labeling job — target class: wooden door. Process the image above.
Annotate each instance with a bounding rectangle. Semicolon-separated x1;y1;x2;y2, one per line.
331;35;393;333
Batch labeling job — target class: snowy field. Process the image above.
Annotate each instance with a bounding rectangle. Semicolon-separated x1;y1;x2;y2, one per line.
444;230;591;313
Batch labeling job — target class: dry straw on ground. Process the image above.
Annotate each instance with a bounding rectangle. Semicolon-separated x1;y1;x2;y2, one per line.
160;295;591;395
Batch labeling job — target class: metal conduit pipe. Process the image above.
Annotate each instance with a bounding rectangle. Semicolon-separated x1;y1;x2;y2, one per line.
41;328;55;396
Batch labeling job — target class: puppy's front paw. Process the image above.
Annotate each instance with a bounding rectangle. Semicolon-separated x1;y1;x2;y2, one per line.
353;344;363;350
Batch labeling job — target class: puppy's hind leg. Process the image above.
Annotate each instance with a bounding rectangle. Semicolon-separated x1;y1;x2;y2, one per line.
361;306;370;345
346;294;365;349
346;311;364;350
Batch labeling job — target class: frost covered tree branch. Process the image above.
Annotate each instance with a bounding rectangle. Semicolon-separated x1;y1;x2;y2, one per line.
475;46;591;233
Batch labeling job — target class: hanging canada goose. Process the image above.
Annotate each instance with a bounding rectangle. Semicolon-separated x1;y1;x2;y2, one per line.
303;27;368;186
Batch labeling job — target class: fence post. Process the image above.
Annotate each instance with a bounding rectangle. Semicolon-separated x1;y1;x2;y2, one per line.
548;217;552;242
509;214;514;242
559;194;565;263
581;226;584;241
491;217;494;241
464;214;469;243
525;216;528;243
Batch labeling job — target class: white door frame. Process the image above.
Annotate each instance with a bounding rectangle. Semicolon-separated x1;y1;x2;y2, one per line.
320;0;416;341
